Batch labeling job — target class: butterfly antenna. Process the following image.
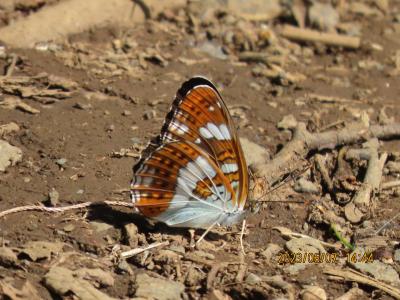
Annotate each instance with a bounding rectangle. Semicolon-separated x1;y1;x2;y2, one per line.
255;162;311;202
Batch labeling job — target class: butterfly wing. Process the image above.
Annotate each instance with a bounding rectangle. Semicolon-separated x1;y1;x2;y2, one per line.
159;77;249;209
131;140;243;228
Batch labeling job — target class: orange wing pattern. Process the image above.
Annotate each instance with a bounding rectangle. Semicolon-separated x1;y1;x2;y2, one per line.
160;77;249;208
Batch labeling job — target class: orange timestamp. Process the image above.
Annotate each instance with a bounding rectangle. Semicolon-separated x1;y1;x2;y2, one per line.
277;251;374;265
278;252;339;264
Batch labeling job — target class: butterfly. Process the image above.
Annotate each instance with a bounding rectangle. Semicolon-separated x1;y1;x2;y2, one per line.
131;77;249;229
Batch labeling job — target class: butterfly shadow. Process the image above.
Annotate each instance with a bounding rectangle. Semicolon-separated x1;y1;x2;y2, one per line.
84;205;193;237
84;205;153;232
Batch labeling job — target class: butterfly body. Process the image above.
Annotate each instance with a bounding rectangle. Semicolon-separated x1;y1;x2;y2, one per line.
131;77;249;229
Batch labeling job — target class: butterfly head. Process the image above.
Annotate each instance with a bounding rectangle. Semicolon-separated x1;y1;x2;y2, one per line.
244;174;268;215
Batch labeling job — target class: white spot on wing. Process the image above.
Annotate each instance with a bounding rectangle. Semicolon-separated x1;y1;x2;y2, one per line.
207;123;224;140
170;121;189;135
195;156;217;178
200;127;213;139
195;138;201;144
221;163;238;174
219;124;231;139
208;106;215;111
199;123;232;140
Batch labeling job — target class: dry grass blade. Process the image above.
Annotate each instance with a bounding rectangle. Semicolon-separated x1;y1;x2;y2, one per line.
120;241;169;259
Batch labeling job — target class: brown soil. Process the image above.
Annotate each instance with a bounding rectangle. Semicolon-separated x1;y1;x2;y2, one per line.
1;1;400;299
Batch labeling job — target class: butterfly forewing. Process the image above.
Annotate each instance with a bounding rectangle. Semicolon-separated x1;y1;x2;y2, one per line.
160;77;249;208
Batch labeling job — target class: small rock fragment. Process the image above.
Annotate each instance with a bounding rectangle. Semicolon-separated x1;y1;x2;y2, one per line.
19;241;64;261
301;285;327;300
0;122;20;136
277;114;297;130
0;247;18;267
63;224;75;232
197;41;227;60
0;140;23;172
208;289;232;300
73;102;92;110
135;273;185;300
44;266;116;300
75;268;115;287
245;273;262;285
117;259;134;275
351;259;400;284
386;161;400;175
143;110;156;120
294;178;319;194
55;158;67;167
0;279;42;300
122;223;139;247
240;137;270;168
394;249;400;262
0;97;40;114
47;188;59;206
227;0;282;21
309;2;339;32
260;243;282;263
90;221;113;233
286;237;326;255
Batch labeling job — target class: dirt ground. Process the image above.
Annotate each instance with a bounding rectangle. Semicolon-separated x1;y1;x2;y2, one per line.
1;1;400;299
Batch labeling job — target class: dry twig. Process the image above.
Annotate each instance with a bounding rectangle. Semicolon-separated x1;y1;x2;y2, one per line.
281;25;361;49
255;122;400;186
120;241;169;259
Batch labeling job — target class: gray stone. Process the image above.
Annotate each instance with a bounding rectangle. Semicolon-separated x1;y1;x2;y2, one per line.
394;249;400;262
240;137;270;167
356;261;400;284
245;273;262;285
135;273;185;300
309;2;339;32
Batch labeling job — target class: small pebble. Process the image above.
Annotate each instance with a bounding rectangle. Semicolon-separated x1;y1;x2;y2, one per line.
76;189;84;194
48;188;59;206
394;249;400;262
122;110;132;116
55;158;67;167
143;110;156;120
63;224;75;232
245;273;262;285
73;103;92;110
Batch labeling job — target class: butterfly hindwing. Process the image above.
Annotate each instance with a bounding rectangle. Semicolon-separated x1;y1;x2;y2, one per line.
131;141;237;228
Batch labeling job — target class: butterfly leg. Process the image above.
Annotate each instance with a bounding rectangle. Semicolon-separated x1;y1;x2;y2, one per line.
193;220;219;247
240;219;247;255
